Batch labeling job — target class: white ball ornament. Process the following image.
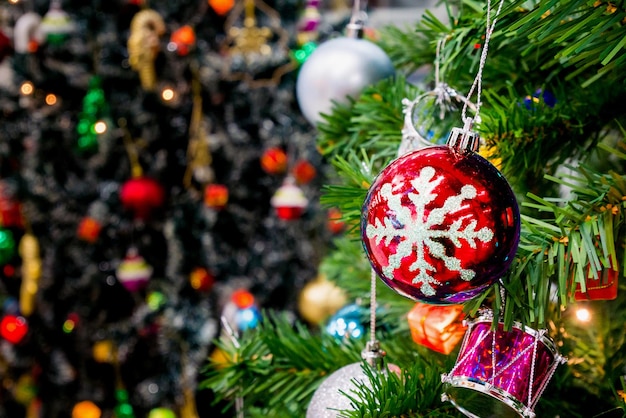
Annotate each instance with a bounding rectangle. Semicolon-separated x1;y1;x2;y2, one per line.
296;36;394;125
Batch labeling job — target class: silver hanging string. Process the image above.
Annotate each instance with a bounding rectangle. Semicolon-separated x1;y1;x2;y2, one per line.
460;0;507;131
346;0;368;38
221;316;244;418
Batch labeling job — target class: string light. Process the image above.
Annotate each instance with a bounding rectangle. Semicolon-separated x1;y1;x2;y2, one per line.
161;87;175;102
575;307;591;322
45;93;58;106
20;82;34;95
93;120;107;135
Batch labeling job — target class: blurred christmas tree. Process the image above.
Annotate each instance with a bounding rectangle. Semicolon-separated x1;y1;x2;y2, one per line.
202;0;626;417
0;0;351;416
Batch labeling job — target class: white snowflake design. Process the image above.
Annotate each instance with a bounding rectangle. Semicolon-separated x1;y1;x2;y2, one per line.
366;166;494;296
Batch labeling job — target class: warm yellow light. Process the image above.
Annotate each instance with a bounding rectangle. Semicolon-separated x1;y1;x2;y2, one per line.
20;82;34;95
575;307;591;322
45;94;57;106
8;0;19;4
161;88;175;102
94;121;107;134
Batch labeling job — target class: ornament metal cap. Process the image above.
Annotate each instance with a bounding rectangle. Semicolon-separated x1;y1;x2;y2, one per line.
361;340;386;370
345;10;366;38
446;127;480;154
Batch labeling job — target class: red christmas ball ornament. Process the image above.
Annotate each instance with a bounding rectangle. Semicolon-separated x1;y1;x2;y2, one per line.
190;267;215;292
327;208;346;235
231;289;255;309
260;147;288;175
0;314;28;344
209;0;235;16
169;25;196;56
0;181;24;229
291;159;317;184
204;184;229;210
362;129;520;304
120;177;165;220
271;179;308;220
77;217;102;243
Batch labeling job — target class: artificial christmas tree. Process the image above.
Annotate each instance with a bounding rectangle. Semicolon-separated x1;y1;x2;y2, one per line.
0;0;341;416
203;0;626;417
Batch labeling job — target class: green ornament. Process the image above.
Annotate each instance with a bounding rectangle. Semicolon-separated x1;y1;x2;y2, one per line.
146;291;166;311
148;408;176;418
0;228;16;265
292;41;317;65
114;389;135;418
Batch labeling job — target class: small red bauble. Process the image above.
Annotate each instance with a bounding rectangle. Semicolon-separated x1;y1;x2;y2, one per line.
231;289;255;309
169;25;196;56
271;180;308;220
327;208;346;235
0;182;24;229
362;144;520;304
291;160;317;184
77;217;102;243
120;177;165;220
0;314;28;344
204;184;229;210
190;267;215;292
209;0;235;16
261;148;288;175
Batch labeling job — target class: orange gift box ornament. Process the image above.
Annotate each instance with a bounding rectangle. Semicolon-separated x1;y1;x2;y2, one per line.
407;302;467;355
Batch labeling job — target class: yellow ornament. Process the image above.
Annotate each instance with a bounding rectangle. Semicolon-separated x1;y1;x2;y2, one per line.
298;275;347;324
19;234;41;317
127;9;165;91
92;340;115;363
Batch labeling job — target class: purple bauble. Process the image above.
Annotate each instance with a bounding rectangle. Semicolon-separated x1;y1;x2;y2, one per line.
361;145;520;304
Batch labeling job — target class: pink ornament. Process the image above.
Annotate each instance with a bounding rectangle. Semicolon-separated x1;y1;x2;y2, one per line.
120;177;165;220
362;144;520;304
442;312;565;418
116;248;153;292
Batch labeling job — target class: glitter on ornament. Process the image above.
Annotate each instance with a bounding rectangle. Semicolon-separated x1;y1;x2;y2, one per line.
271;179;308;220
0;314;28;344
362;145;520;304
115;248;153;292
296;36;394;125
306;362;367;418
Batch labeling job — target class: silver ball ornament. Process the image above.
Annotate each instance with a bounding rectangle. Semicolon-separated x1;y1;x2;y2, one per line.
306;362;368;418
296;37;395;125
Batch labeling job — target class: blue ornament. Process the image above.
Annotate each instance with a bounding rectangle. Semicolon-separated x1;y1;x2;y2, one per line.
523;89;556;110
235;306;261;331
326;304;366;340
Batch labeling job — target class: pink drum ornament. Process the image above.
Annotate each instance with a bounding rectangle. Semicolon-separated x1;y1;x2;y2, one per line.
441;311;566;418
